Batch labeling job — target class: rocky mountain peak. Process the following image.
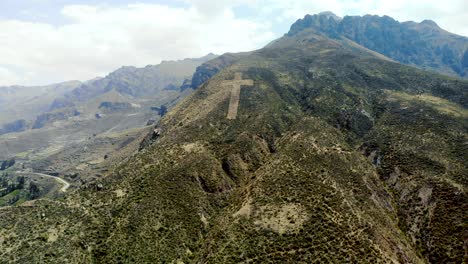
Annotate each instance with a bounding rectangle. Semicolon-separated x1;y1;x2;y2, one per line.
288;12;341;36
287;13;468;78
420;19;440;28
110;66;138;76
318;11;342;21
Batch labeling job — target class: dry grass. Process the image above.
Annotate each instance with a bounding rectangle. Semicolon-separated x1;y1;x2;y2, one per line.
385;90;468;118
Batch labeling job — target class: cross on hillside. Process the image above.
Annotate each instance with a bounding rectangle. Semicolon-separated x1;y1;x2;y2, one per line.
221;72;254;120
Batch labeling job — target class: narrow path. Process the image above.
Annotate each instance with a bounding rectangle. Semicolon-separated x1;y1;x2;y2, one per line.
16;171;71;192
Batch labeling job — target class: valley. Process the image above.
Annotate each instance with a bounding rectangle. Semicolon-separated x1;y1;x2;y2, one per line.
0;54;217;207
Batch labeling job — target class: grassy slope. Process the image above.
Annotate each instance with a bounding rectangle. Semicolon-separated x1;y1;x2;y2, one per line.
0;31;466;263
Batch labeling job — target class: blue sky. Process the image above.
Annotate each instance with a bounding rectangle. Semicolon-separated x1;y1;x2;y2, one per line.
0;0;466;86
0;0;186;25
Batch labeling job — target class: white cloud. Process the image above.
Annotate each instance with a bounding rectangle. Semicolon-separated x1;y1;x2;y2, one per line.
0;0;466;86
0;3;274;86
0;66;22;85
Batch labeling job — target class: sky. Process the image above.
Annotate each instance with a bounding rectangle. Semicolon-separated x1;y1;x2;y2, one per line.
0;0;467;86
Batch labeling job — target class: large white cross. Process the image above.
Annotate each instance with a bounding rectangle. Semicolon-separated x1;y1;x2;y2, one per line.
221;72;254;120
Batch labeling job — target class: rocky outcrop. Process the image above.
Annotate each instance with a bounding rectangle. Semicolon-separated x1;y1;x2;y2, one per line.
288;12;468;78
184;53;242;90
190;63;222;89
146;119;156;126
150;105;167;117
138;127;161;151
179;78;192;90
288;12;342;37
336;109;374;137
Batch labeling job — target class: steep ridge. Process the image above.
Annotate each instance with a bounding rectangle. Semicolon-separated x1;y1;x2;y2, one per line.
288;12;468;78
0;16;467;264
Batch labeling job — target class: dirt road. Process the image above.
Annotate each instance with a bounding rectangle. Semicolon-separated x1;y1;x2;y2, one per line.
16;171;71;192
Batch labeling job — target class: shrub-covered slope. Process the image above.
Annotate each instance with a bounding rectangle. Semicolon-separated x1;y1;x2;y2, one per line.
1;22;467;264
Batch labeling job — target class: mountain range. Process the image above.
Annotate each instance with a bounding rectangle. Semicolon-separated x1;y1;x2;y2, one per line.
288;12;468;78
0;54;216;197
0;53;217;132
0;12;466;264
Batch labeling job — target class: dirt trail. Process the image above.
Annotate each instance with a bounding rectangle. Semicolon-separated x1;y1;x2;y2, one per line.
16;171;71;192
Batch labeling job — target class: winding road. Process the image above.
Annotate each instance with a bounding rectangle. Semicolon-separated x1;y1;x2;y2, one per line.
16;171;71;192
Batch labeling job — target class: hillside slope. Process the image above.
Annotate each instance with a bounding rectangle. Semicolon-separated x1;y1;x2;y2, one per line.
0;18;467;264
0;55;217;208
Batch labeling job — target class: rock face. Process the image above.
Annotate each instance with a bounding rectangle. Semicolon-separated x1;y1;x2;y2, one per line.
179;78;192;90
288;12;468;77
150;105;168;117
190;64;221;90
185;53;242;90
0;119;28;135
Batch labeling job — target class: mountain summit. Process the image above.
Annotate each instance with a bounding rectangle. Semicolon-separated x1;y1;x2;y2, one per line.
0;13;466;263
289;12;468;78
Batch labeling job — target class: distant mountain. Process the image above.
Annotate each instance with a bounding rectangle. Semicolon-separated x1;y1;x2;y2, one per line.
51;53;218;109
0;53;218;210
0;81;81;126
1;13;466;264
288;12;468;78
0;54;217;135
0;119;28;135
0;54;217;176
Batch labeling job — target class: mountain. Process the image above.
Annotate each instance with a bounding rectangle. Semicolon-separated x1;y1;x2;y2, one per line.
0;14;467;264
0;81;82;126
0;53;216;146
288;12;468;78
32;54;221;134
0;54;217;199
0;119;28;135
182;52;246;90
51;53;218;109
0;54;217;130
